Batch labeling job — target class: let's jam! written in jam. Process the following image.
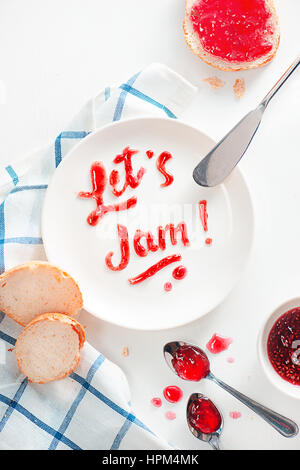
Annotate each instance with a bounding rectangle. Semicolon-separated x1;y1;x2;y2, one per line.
78;147;212;285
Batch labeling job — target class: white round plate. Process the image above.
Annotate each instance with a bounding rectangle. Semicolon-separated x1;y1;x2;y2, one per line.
42;117;254;330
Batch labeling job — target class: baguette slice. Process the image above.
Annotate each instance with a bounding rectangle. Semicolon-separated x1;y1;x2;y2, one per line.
0;261;83;326
183;0;280;71
15;313;86;383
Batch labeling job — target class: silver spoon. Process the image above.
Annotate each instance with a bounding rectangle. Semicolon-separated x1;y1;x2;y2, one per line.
164;341;298;438
193;55;300;187
187;393;223;450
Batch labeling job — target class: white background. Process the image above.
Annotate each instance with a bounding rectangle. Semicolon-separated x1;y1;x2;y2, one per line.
1;0;300;450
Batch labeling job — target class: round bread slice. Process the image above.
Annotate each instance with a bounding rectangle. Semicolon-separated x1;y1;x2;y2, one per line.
15;313;86;383
0;261;83;326
183;0;280;71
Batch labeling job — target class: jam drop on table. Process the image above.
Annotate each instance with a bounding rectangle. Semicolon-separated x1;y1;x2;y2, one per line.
164;282;173;292
156;151;174;187
205;238;213;246
78;161;137;226
267;307;300;385
165;411;176;421
198;200;208;232
172;265;187;280
128;254;181;285
151;397;162;408
190;0;274;63
188;397;222;434
105;224;130;271
172;344;210;381
229;411;241;420
227;357;235;364
163;386;183;403
206;334;232;354
110;146;146;197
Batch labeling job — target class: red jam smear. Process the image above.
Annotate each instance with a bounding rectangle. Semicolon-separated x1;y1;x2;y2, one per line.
267;307;300;386
128;254;181;285
78;161;137;226
109;146;146;197
190;0;274;63
151;397;162;408
205;238;213;246
165;411;176;420
188;397;222;434
229;411;241;419
172;345;210;381
172;265;187;280
206;334;232;354
156;151;174;187
198;200;208;232
163;386;183;403
164;282;173;292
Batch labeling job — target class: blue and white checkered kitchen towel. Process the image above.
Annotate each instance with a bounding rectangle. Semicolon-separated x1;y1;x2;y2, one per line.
0;64;197;450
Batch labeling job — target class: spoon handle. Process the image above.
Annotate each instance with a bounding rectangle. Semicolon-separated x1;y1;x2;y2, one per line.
209;373;298;438
209;435;220;450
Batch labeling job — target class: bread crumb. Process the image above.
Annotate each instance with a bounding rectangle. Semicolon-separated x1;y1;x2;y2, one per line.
233;79;245;99
122;347;129;357
203;76;225;89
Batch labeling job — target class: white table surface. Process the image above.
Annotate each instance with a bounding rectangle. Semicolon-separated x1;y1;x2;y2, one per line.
1;0;300;450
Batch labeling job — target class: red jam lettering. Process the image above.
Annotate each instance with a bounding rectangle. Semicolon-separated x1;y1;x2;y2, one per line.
105;224;130;271
158;223;190;250
146;150;154;159
198;200;208;232
109;146;146;197
133;230;159;257
107;222;189;274
156;151;174;187
128;254;182;285
78;162;137;226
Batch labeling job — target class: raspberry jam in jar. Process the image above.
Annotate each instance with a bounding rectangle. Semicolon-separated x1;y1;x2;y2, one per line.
190;0;274;63
171;344;210;381
267;307;300;386
188;396;222;434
